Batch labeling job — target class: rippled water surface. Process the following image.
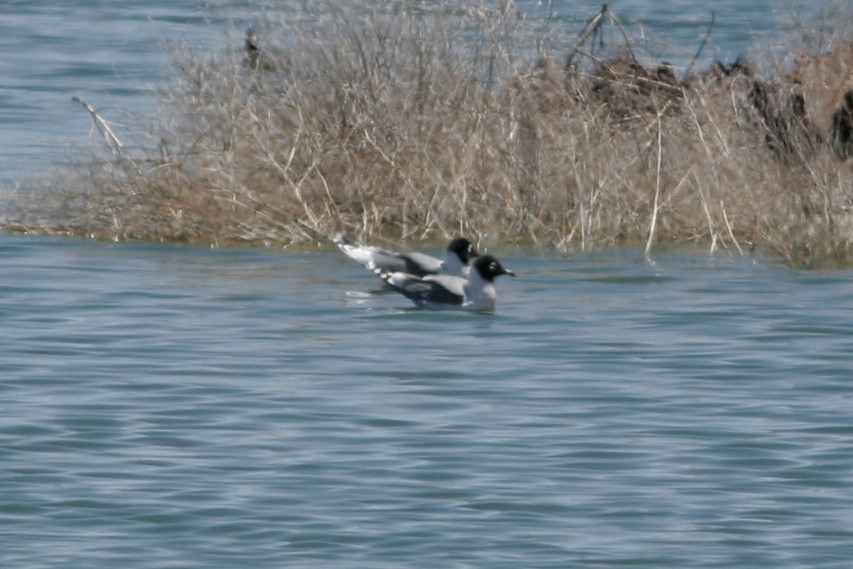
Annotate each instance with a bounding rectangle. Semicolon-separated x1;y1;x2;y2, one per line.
0;0;832;184
2;234;853;568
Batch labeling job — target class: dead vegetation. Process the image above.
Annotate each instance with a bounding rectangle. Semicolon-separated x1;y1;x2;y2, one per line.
4;1;853;267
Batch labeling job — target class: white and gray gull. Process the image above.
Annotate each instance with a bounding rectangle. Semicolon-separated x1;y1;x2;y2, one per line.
374;254;515;312
333;233;478;278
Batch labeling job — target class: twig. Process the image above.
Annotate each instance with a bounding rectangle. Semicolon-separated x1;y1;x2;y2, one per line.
566;4;609;70
71;96;125;156
695;173;724;255
685;11;715;77
606;6;639;66
720;200;744;255
645;111;663;256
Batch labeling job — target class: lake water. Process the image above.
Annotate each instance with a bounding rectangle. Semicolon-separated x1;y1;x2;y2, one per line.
0;0;832;186
2;234;853;568
2;1;853;568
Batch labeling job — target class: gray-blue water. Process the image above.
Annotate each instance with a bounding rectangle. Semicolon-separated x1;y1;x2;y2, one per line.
3;235;853;568
2;2;853;568
0;0;832;186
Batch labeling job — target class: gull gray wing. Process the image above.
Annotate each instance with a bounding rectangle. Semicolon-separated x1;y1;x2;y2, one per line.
399;252;443;276
379;272;465;308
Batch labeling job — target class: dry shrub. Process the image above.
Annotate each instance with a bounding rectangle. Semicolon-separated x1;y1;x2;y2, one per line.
5;1;853;267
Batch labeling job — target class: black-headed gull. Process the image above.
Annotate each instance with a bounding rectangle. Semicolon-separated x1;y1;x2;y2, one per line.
333;234;478;278
375;254;515;311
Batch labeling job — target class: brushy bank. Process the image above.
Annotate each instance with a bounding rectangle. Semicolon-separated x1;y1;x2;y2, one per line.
5;1;853;267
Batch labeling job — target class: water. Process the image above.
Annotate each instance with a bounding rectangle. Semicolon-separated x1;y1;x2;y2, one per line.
1;234;853;568
0;0;832;186
2;1;853;567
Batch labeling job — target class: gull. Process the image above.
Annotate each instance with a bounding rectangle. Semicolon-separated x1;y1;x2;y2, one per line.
333;233;478;278
375;254;515;312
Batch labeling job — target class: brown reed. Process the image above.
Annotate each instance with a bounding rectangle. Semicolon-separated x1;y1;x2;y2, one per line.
5;1;853;268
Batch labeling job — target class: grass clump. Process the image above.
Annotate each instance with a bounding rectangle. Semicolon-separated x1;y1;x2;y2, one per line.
5;1;853;267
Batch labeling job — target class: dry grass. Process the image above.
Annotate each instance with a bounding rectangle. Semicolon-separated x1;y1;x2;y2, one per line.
5;1;853;267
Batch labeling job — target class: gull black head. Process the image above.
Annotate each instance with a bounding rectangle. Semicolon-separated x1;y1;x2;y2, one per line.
447;237;478;264
472;254;515;281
